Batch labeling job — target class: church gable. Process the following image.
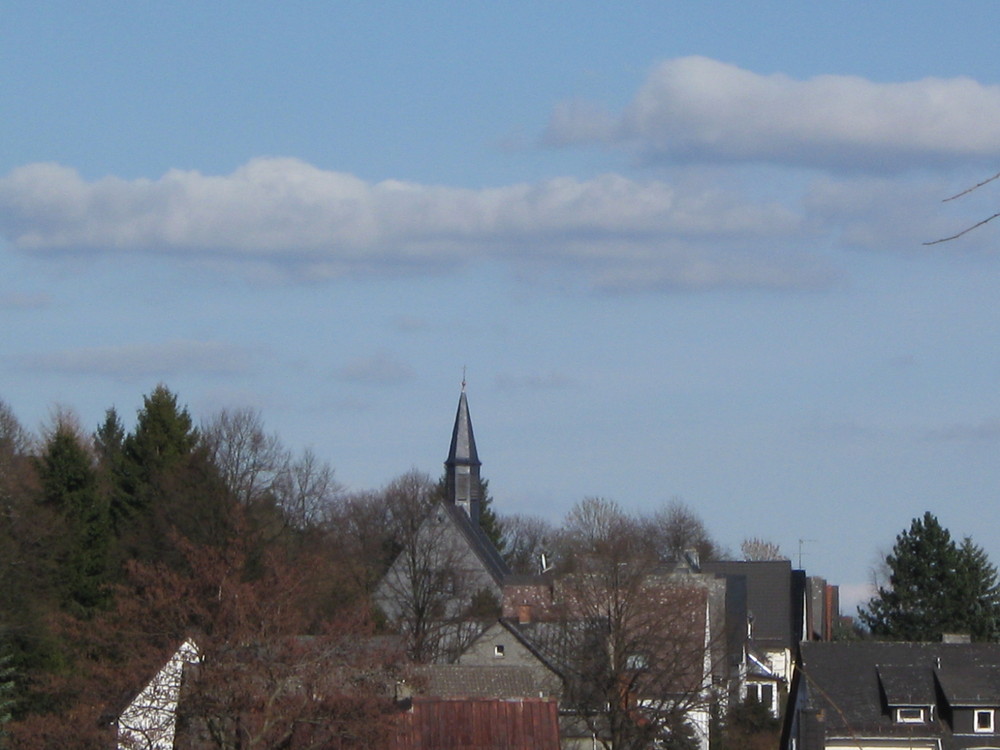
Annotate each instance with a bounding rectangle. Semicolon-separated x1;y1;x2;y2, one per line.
374;387;509;662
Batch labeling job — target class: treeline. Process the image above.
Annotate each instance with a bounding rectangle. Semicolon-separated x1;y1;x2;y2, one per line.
8;385;995;748
0;385;738;747
0;387;382;747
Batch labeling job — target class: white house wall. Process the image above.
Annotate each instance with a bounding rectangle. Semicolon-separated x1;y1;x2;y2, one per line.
117;639;198;750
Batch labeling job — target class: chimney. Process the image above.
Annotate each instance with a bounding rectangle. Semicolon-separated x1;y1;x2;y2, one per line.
518;604;533;624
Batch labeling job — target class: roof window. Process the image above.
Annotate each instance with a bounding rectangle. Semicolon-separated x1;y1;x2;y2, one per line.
976;709;995;733
895;707;925;724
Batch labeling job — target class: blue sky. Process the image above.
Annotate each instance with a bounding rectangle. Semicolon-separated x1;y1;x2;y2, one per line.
5;2;1000;612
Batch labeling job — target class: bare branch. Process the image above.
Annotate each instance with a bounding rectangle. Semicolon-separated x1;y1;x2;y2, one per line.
943;170;1000;202
924;211;1000;245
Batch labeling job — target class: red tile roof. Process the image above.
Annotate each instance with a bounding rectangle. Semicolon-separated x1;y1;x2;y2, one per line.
392;697;561;750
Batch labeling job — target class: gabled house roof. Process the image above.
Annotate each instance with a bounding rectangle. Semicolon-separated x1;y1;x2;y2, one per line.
415;664;552;699
783;641;1000;750
392;697;561;750
876;663;936;706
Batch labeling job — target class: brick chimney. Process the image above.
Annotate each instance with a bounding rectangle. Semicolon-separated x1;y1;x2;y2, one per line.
518;604;533;624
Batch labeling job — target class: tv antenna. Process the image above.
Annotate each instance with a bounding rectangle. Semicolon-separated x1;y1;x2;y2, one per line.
797;538;816;569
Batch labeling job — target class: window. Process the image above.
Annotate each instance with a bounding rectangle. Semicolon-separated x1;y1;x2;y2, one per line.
747;682;776;713
896;707;925;724
976;709;994;733
493;644;505;658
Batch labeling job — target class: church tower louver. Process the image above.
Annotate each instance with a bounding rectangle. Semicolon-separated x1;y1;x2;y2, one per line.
444;382;482;525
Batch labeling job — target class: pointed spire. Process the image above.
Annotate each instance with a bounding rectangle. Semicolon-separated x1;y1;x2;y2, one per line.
445;382;481;524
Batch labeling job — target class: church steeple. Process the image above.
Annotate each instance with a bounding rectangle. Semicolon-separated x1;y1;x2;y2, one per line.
445;380;482;524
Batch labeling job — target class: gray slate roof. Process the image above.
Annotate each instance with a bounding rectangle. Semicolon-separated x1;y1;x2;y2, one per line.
416;664;551;699
446;391;480;468
792;641;1000;749
443;502;510;585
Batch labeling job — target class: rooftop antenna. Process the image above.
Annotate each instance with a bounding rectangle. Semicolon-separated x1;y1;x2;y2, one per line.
462;365;467;392
797;538;816;570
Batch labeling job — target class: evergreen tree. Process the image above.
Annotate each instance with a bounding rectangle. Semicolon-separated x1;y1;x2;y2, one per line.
35;424;110;614
434;474;504;553
93;407;125;470
475;478;504;554
113;386;198;527
0;641;14;749
860;512;1000;641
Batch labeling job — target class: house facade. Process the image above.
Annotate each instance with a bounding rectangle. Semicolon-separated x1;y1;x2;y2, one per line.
116;639;199;750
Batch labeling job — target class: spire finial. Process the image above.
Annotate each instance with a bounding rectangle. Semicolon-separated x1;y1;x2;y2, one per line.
461;366;467;392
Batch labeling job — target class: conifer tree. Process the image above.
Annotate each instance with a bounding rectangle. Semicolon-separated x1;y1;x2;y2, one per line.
434;474;504;553
860;512;1000;641
120;385;198;501
0;641;14;750
111;386;237;565
35;424;110;615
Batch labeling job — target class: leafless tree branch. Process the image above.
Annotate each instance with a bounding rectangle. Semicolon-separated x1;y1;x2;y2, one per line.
925;170;1000;245
943;170;1000;202
924;211;1000;245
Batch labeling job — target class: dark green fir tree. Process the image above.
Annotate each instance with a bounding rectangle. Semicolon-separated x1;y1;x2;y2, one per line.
860;512;1000;641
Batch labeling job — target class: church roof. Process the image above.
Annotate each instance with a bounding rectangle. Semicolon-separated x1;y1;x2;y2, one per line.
446;391;480;468
443;502;510;585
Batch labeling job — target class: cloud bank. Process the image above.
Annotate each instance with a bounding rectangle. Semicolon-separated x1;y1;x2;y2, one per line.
546;56;1000;171
3;59;994;290
0;158;815;290
20;340;254;379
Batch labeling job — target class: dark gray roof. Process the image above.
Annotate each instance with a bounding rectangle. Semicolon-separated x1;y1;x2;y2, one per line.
501;619;607;680
794;642;1000;746
415;664;551;699
876;664;936;706
443;502;510;585
937;664;1000;706
446;391;480;468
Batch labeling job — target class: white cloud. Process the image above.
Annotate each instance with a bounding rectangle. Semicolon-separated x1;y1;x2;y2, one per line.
336;352;415;385
545;56;1000;172
838;581;876;616
0;158;817;291
803;175;1000;252
20;340;254;378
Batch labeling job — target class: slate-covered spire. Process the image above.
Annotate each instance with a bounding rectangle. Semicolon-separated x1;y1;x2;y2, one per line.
445;381;482;524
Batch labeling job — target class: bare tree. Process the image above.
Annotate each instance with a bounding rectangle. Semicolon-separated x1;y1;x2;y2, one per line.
645;499;720;564
273;448;342;528
552;499;721;750
201;407;285;508
740;537;787;562
202;408;342;529
373;471;499;663
499;513;555;575
322;489;396;601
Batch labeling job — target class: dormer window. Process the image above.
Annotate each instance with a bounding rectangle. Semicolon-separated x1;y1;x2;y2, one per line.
896;707;925;724
493;644;505;658
975;709;995;733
